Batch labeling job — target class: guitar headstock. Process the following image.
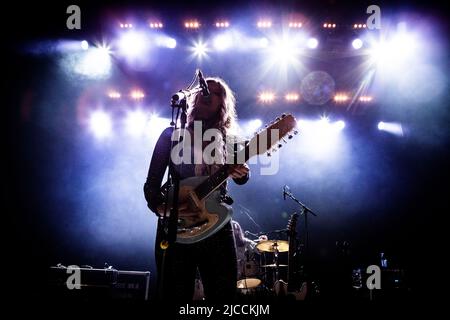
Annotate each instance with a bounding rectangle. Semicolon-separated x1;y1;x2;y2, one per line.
246;113;298;158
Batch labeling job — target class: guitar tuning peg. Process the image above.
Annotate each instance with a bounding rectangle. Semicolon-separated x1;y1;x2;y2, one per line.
281;114;286;118
278;144;283;148
288;134;293;139
276;117;280;121
267;152;271;157
294;130;299;135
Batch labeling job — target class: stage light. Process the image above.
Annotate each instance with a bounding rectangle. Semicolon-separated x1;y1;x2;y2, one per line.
377;121;404;136
267;36;300;66
335;120;346;130
369;31;417;69
145;114;168;137
130;90;145;100
125;109;148;137
189;39;209;59
289;22;302;28
117;31;150;58
258;92;275;103
166;38;177;49
213;33;233;51
120;23;133;29
185;20;200;29
108;91;121;99
215;21;229;28
155;36;177;49
89;110;113;139
296;117;346;158
149;22;163;29
352;38;363;49
359;96;373;102
285;93;300;102
323;23;336;29
80;40;89;50
74;44;112;78
257;20;272;28
334;94;349;102
307;38;318;49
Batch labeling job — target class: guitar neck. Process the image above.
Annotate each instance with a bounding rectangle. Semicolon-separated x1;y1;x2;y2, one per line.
192;113;296;201
194;165;230;200
194;145;252;200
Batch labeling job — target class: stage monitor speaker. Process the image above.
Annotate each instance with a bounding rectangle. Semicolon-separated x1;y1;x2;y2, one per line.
48;265;151;301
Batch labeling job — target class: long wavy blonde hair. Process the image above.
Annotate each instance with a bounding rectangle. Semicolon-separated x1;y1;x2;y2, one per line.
188;77;237;137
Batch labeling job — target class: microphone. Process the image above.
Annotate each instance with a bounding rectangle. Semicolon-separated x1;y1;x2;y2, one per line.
197;69;210;97
171;88;203;105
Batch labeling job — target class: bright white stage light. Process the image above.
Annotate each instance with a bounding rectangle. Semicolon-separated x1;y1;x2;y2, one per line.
125;110;148;137
118;31;150;58
352;38;363;49
190;39;209;59
145;114;169;138
75;45;111;78
307;38;318;49
335;120;346;130
258;92;275;103
267;35;302;66
296;117;346;158
80;40;89;50
156;36;177;49
370;31;417;69
377;121;404;136
89;111;113;139
213;33;233;51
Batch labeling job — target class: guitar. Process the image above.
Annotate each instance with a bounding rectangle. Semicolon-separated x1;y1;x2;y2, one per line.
273;213;308;300
161;113;298;244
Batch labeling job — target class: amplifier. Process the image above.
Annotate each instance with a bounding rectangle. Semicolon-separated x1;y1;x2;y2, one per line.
48;265;151;301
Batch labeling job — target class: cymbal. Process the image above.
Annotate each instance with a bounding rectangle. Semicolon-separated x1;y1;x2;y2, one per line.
237;278;261;289
256;240;289;252
262;264;288;268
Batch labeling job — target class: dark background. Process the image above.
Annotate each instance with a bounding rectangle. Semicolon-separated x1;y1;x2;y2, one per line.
4;0;449;303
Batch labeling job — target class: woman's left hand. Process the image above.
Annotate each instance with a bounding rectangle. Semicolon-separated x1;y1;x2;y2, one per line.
228;163;249;179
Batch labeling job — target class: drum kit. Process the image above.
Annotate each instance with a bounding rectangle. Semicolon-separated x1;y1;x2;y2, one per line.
236;239;291;296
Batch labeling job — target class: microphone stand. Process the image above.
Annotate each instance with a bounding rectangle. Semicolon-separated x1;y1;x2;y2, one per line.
157;70;208;299
283;188;317;293
157;84;196;300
